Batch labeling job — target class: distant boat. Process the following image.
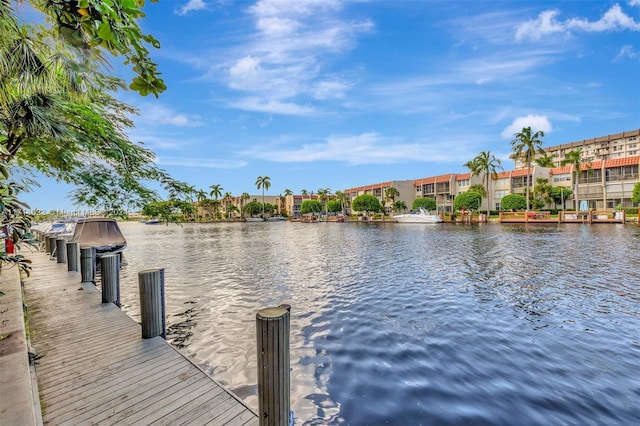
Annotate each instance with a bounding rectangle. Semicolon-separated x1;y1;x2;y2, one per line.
245;217;265;222
267;215;286;221
144;219;160;224
393;208;442;223
72;218;127;258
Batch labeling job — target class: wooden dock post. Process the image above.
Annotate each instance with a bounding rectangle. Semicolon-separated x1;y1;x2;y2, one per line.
256;306;291;426
138;269;166;339
100;254;120;307
80;247;96;284
66;242;79;272
55;239;66;264
46;237;55;255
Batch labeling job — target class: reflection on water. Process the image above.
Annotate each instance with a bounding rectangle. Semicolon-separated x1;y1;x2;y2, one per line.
118;222;640;425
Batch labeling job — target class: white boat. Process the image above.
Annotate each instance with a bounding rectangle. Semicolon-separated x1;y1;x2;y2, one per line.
393;208;442;223
245;217;265;222
267;215;286;221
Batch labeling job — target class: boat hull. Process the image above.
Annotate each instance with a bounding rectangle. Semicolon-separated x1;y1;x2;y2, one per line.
393;208;442;223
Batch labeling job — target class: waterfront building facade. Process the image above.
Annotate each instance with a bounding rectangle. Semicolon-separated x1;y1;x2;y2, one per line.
345;129;639;213
344;180;416;215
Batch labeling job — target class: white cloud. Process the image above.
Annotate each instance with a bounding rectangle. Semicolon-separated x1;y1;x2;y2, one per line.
613;45;638;61
515;10;567;41
230;97;316;115
138;104;204;127
566;4;640;32
157;156;247;169
219;0;372;112
630;0;640;6
240;132;477;165
176;0;208;16
501;115;552;139
516;5;640;41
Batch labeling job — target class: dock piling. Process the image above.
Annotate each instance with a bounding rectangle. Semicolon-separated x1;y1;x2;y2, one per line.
55;239;66;264
100;254;120;307
256;306;291;426
66;242;79;272
80;247;96;284
138;268;166;339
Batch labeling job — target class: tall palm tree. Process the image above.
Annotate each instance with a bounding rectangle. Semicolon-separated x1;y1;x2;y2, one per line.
255;176;271;216
209;184;223;219
465;151;502;212
317;187;330;214
510;127;545;211
385;187;399;215
561;149;584;211
535;150;556;168
301;189;308;197
282;188;293;216
241;192;251;219
334;190;347;216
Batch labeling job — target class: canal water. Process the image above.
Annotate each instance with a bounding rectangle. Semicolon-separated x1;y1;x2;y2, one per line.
117;221;640;425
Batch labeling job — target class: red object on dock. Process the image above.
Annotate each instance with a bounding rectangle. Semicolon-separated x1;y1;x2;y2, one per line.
5;238;14;253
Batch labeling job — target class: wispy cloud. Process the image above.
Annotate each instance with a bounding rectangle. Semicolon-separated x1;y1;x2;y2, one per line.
613;44;638;61
219;0;373;113
229;97;316;115
501;115;552;139
516;4;640;41
240;132;484;165
176;0;208;16
136;103;204;127
157;156;248;168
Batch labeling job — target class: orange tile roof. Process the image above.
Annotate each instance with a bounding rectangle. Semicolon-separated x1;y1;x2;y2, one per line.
414;174;455;185
551;165;572;174
510;169;530;177
456;173;471;180
605;155;640;168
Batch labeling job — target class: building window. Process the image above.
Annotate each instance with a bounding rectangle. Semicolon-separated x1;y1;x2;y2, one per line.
553;174;571;182
629;151;637;156
629;136;637;141
457;179;470;187
495;190;508;199
629;143;637;149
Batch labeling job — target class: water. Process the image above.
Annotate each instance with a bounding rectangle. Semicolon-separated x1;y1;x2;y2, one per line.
117;221;640;425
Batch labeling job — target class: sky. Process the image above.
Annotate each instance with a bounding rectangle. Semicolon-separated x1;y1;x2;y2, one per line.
20;0;640;212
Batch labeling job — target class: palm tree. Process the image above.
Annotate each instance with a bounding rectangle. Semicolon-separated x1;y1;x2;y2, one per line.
241;192;251;219
535;150;556;168
209;184;223;219
510;127;545;211
255;176;271;216
385;187;399;215
301;189;308;197
317;187;330;214
465;151;502;212
393;200;407;213
561;149;585;211
334;190;347;216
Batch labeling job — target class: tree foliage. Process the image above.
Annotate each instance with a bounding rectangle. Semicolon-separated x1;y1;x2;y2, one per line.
453;192;481;211
549;186;572;208
412;197;436;211
531;178;553;210
351;194;381;213
632;182;640;205
326;199;342;213
500;194;527;211
243;201;263;217
300;200;323;214
30;0;166;97
0;1;188;216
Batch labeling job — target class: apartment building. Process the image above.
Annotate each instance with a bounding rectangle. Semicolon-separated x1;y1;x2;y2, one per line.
344;180;415;214
342;129;639;213
514;129;640;169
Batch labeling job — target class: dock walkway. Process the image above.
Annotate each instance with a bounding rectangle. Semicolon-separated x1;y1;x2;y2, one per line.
24;252;258;425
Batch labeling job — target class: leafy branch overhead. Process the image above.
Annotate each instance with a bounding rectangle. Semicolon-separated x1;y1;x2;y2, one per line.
0;1;190;214
32;0;166;97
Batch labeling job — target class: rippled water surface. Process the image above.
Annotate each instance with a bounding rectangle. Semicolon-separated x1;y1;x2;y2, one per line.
117;221;640;425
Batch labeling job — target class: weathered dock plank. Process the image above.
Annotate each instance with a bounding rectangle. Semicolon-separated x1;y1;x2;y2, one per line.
24;252;258;425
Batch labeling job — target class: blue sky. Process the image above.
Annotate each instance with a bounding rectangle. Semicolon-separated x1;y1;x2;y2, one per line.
21;0;640;212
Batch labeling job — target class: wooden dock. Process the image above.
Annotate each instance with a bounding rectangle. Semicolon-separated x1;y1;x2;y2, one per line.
23;252;258;425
